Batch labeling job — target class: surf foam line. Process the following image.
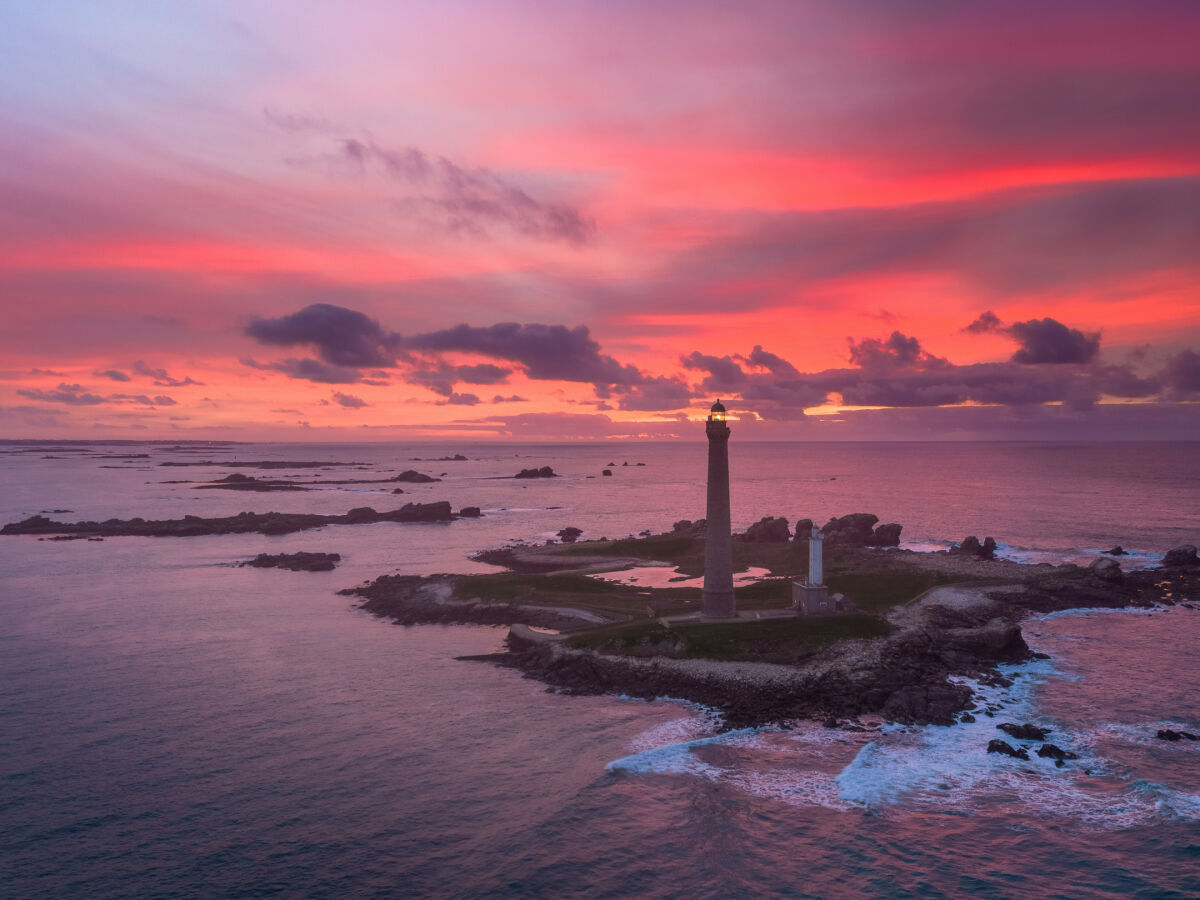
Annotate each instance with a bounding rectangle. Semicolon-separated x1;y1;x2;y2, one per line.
605;727;761;776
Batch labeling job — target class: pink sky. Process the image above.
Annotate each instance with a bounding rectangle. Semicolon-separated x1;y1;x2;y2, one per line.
2;0;1199;440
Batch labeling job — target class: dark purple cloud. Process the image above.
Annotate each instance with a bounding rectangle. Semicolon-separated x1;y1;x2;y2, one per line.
847;331;949;371
744;345;799;378
1008;318;1101;365
16;383;175;407
244;303;403;367
242;356;365;384
437;392;481;406
17;383;106;405
404;361;512;397
94;369;132;382
963;311;1003;335
680;351;746;389
491;394;528;403
332;392;368;408
1160;349;1200;396
407;322;643;387
323;137;593;245
613;376;693;412
131;360;203;387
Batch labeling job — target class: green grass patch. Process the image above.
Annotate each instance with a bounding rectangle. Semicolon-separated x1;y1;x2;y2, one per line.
567;614;892;664
455;572;619;601
824;570;955;613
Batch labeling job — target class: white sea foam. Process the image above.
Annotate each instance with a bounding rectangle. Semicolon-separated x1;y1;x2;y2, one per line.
605;728;760;776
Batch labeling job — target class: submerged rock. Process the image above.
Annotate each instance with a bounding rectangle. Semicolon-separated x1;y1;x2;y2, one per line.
998;722;1050;741
392;470;441;483
987;739;1030;760
245;552;341;572
514;466;557;479
1036;743;1078;761
1156;728;1199;741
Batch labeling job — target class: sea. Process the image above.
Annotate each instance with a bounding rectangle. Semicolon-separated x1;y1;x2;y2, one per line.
1;440;1197;899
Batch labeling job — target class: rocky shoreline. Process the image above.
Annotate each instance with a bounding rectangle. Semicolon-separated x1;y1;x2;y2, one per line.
346;540;1199;729
0;501;463;538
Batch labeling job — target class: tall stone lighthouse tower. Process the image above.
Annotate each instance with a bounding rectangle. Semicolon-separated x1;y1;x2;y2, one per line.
702;400;735;619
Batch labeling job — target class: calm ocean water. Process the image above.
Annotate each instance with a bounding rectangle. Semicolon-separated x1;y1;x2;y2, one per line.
1;441;1198;898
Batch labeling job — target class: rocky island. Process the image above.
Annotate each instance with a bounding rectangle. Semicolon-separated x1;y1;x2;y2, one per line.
341;514;1200;729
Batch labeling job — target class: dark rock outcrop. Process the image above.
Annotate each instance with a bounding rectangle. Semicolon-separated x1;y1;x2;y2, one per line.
1156;728;1199;741
1104;546;1127;556
1163;545;1199;568
458;506;482;518
1036;743;1078;761
514;466;557;479
245;551;341;572
957;535;997;560
998;722;1050;741
672;519;705;535
1088;557;1123;583
1;501;456;538
740;516;790;543
822;513;879;546
392;470;441;483
196;474;309;492
792;518;814;541
987;739;1030;760
871;523;903;547
557;526;583;543
159;460;360;468
601;469;612;476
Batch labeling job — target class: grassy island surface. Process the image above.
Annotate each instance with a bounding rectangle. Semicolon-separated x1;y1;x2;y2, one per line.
342;524;1198;728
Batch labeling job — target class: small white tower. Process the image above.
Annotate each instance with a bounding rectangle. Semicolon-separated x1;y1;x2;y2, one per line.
808;525;824;587
793;525;832;615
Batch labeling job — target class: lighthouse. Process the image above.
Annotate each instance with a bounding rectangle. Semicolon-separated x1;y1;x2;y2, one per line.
702;399;735;619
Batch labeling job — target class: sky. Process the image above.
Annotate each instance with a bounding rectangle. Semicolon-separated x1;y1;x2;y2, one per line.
2;0;1199;441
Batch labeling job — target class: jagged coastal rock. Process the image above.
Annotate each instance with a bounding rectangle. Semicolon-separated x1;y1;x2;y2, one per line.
1163;545;1199;567
740;516;790;542
822;513;879;545
871;523;903;546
